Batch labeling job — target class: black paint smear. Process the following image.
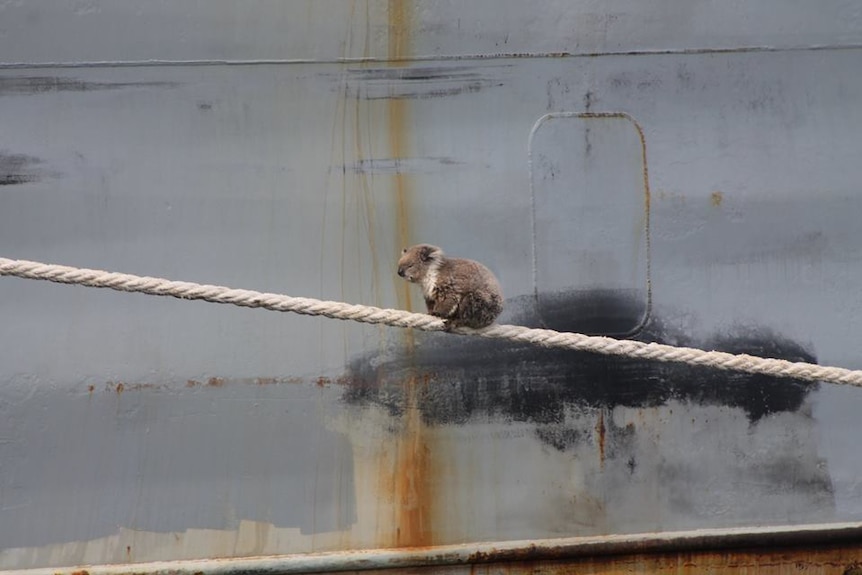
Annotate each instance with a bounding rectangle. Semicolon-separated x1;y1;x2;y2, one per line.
0;174;38;185
536;289;649;335
342;292;817;441
341;65;506;100
0;76;177;96
0;152;43;186
347;66;494;82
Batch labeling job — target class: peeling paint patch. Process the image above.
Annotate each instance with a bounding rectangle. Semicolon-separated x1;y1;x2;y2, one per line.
0;521;352;570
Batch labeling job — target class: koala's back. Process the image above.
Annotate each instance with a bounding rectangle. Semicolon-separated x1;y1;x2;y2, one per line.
433;257;503;328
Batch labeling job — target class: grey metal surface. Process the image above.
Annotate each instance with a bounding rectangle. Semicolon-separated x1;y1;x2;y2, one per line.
1;1;862;570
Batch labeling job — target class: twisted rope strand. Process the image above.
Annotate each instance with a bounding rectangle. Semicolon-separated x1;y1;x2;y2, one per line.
2;257;861;387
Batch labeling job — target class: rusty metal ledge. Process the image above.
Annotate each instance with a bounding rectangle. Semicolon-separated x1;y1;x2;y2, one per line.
6;522;862;575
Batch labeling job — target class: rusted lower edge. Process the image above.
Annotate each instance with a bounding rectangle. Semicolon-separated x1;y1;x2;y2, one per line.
8;522;862;575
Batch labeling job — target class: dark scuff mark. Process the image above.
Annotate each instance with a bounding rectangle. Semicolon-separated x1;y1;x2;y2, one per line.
0;152;45;186
341;291;818;433
596;409;606;465
341;65;506;100
535;424;583;452
346;156;468;175
347;65;502;82
0;76;178;96
0;174;37;186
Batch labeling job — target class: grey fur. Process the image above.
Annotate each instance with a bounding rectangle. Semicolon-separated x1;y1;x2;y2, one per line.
397;244;504;330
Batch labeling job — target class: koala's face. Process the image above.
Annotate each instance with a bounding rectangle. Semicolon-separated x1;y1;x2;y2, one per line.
397;244;439;283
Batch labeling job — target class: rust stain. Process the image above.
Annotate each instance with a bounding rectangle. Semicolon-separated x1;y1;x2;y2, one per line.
596;409;606;466
382;1;436;550
387;0;416;321
459;544;862;573
37;527;862;574
387;1;411;63
392;375;434;548
117;376;339;391
106;381;165;393
40;533;862;574
711;190;724;207
633;115;652;336
577;112;652;336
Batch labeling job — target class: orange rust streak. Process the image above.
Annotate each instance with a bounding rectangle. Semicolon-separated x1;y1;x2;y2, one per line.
387;1;411;62
383;0;434;550
394;378;433;547
206;377;224;387
387;0;415;320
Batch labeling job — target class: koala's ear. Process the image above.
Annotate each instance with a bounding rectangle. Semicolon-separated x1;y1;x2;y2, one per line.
420;247;432;262
402;248;407;254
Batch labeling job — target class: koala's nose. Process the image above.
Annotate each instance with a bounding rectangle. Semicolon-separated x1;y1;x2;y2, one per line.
397;267;405;278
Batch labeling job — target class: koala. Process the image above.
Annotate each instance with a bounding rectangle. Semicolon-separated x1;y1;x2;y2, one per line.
397;244;503;330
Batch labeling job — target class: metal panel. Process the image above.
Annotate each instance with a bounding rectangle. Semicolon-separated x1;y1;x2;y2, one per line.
530;112;650;334
1;1;861;63
1;1;862;571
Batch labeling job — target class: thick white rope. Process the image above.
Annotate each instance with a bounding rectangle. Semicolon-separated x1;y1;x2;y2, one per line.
2;257;861;388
